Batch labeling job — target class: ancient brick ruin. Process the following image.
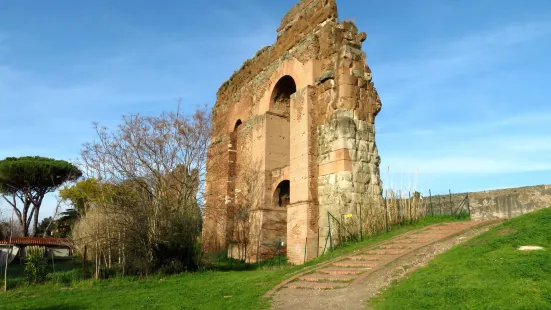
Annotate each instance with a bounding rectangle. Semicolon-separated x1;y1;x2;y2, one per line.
202;0;384;265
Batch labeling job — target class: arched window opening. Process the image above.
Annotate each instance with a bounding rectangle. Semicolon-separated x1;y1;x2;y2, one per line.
229;119;243;196
270;76;296;119
234;119;243;131
273;180;290;208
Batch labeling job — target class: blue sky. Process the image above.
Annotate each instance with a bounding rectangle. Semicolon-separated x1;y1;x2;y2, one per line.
1;0;550;219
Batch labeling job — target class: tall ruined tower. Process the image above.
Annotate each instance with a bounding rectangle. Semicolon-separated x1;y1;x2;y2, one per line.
202;0;384;265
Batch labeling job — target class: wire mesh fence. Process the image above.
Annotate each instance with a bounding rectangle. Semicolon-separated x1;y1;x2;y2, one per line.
321;189;471;255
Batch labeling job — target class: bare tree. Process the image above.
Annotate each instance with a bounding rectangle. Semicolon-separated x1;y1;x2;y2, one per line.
74;103;210;275
0;210;21;239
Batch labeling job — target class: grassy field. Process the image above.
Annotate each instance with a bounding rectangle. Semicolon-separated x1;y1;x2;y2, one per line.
371;208;551;310
0;215;467;310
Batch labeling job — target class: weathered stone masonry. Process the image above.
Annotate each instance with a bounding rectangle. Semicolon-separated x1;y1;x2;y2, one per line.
202;0;384;264
426;185;551;221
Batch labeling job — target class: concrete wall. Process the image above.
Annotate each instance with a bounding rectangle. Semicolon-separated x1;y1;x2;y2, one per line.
0;245;19;264
425;185;551;221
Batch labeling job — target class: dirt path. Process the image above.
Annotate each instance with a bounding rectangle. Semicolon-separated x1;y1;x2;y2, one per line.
267;220;500;310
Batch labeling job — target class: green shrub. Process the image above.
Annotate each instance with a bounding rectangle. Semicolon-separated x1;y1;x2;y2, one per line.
99;267;119;279
47;268;88;286
159;259;185;275
24;247;50;284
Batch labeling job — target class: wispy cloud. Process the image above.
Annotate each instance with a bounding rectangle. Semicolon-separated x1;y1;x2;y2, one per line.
450;20;551;50
374;19;551;104
0;64;179;126
384;155;551;175
376;19;551;181
380;127;551;175
378;111;551;138
0;18;277;220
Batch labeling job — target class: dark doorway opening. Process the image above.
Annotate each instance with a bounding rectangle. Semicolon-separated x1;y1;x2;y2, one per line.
274;180;290;208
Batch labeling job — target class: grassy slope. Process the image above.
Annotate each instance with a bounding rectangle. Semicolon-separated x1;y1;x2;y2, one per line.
0;216;465;310
371;208;551;310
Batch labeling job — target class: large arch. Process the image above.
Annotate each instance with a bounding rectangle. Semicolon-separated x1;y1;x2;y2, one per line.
226;119;244;260
270;179;290;251
264;75;296;172
257;58;318;115
229;119;243;203
269;75;296;119
273;180;290;208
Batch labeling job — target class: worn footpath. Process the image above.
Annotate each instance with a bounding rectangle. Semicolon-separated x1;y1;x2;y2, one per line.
267;220;501;310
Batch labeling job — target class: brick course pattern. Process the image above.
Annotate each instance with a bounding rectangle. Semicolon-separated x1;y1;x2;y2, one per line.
202;0;384;265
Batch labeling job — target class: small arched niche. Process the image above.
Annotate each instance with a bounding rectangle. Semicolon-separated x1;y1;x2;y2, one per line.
273;180;290;208
234;119;243;131
270;75;296;119
229;119;243;200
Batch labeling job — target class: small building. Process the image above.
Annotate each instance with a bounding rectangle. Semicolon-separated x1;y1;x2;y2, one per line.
0;237;74;264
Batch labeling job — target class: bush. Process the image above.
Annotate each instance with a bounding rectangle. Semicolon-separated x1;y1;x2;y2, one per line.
99;267;119;279
159;259;185;275
47;269;79;286
24;247;49;284
47;267;92;286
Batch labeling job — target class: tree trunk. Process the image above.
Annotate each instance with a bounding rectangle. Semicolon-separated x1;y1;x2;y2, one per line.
21;203;29;237
32;206;40;237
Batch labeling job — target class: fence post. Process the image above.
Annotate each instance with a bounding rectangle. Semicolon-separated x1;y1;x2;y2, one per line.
303;236;307;264
359;204;363;241
408;191;412;224
429;189;434;216
397;197;402;223
339;214;342;244
321;233;329;256
466;192;471;216
449;189;453;215
328;212;333;252
439;195;442;215
317;228;320;257
385;198;389;232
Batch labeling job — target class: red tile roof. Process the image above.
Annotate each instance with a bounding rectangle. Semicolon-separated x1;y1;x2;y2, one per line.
0;237;73;247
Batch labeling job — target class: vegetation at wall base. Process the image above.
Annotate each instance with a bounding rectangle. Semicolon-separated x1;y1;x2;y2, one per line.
0;215;465;310
370;207;551;310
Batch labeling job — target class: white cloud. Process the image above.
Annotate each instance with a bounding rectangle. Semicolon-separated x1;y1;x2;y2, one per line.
0;21;277;221
383;155;551;175
374;19;551;106
492;136;551;153
378;111;551;138
450;20;551;50
380;129;551;177
379;112;551;177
